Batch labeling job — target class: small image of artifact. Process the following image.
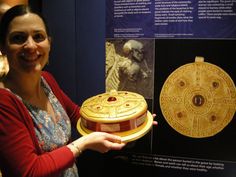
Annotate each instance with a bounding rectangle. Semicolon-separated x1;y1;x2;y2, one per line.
159;56;236;138
105;39;154;99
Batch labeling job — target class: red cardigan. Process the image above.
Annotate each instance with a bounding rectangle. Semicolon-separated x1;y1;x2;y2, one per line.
0;71;81;177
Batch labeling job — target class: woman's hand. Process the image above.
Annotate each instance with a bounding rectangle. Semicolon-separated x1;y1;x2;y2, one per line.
152;113;158;126
69;113;157;157
81;132;126;153
69;132;126;156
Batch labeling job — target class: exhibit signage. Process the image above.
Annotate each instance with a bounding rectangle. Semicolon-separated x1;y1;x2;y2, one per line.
106;0;236;39
105;1;236;177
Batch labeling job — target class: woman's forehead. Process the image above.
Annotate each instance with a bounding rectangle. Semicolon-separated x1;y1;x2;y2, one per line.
8;13;46;33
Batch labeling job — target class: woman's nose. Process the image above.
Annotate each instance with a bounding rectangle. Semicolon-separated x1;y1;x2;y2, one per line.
24;36;37;49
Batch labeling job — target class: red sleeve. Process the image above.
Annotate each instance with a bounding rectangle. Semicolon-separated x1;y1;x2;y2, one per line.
0;89;75;177
42;71;81;127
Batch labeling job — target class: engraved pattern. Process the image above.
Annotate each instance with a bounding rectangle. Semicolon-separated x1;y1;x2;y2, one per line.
160;57;236;138
80;90;147;122
77;90;153;142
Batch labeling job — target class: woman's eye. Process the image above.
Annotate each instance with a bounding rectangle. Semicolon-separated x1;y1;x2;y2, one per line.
33;33;46;43
9;34;27;44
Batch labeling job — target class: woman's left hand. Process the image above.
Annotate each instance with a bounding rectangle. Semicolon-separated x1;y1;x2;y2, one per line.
152;113;158;126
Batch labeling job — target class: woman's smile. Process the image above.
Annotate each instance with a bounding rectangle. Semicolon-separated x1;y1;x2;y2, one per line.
20;51;41;63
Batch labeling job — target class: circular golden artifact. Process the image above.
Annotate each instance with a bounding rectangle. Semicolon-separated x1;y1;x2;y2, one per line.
77;90;153;142
160;56;236;138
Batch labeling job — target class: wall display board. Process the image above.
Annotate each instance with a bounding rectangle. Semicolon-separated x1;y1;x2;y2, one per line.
105;1;236;177
106;0;236;39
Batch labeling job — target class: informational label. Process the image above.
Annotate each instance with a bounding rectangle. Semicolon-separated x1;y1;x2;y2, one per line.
106;0;236;39
129;153;236;174
106;0;154;38
132;154;224;172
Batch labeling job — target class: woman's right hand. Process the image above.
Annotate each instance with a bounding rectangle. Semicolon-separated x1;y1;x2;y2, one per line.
68;132;126;157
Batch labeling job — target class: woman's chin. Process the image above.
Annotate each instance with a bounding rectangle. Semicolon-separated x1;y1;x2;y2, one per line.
22;63;43;73
35;63;42;71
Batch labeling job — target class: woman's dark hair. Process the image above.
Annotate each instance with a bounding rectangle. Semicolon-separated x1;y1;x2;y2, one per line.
0;4;50;46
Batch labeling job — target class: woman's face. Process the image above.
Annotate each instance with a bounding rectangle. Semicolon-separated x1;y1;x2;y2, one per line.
3;13;50;74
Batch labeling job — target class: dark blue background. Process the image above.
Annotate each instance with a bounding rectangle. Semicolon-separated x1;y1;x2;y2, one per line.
39;1;236;177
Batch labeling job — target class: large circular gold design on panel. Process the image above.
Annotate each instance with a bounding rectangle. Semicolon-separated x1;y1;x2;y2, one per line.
160;57;236;138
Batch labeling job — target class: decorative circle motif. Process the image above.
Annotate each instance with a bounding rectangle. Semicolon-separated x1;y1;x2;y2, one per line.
77;90;153;142
160;57;236;138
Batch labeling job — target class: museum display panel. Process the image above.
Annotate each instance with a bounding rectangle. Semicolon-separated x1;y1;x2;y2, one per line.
41;0;236;176
105;1;236;177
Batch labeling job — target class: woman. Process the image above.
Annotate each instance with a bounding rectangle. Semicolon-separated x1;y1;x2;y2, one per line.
0;5;126;177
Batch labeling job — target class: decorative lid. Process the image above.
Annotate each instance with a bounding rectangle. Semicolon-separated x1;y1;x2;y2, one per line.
77;90;153;142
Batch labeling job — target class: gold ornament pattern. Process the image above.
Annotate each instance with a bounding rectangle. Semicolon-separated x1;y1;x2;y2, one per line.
77;90;153;142
160;56;236;138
